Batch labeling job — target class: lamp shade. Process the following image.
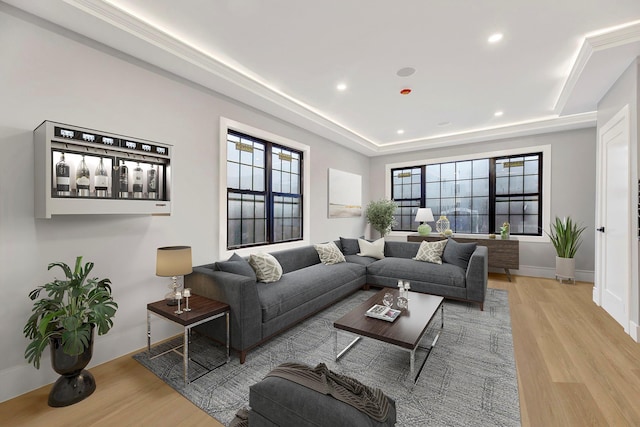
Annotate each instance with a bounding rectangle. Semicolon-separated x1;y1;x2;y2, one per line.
156;246;193;277
414;208;434;223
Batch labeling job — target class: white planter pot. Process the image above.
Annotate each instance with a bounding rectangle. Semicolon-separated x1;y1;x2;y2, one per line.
555;256;576;283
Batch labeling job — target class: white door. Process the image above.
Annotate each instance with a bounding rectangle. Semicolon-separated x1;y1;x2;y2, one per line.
596;105;630;328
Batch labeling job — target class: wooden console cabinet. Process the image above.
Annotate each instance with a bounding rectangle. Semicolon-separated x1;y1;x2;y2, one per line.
407;234;519;281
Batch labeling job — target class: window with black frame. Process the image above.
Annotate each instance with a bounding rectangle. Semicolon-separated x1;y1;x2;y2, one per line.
226;130;303;249
391;152;542;236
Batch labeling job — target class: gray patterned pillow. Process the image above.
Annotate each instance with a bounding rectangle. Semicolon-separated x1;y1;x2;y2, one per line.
413;239;448;264
248;252;283;283
314;242;346;265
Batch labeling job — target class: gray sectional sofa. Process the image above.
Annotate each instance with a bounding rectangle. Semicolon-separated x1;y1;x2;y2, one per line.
185;238;487;363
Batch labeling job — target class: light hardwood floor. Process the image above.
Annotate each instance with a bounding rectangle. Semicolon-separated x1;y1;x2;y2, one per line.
2;274;640;426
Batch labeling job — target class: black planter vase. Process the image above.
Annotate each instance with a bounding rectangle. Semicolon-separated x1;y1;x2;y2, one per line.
48;325;96;407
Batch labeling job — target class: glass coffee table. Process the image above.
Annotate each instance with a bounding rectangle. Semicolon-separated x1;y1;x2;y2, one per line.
333;288;444;383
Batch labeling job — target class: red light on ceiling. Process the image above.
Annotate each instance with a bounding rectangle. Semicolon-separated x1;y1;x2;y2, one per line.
400;88;412;95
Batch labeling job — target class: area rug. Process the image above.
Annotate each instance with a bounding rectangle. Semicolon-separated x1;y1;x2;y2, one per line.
134;288;520;426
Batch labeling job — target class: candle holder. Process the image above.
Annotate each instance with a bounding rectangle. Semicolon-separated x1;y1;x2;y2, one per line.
183;288;192;312
174;291;183;315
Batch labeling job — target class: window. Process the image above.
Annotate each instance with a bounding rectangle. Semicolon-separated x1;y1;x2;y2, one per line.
226;130;303;249
391;152;543;236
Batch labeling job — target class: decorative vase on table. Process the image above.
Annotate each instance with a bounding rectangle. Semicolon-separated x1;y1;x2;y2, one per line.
435;215;450;235
500;222;510;239
48;326;96;407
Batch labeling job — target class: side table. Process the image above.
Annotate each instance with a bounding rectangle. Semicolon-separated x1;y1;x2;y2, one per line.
147;294;230;385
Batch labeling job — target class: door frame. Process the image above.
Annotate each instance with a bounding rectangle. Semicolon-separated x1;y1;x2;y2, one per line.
594;104;632;334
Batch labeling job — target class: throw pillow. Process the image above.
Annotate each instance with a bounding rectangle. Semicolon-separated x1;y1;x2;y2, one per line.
339;237;360;255
248;252;283;283
215;253;257;280
442;239;477;270
413;239;448;264
357;237;385;259
314;241;346;265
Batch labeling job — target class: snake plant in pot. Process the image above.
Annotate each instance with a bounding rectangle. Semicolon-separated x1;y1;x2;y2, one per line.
23;256;117;406
547;216;586;283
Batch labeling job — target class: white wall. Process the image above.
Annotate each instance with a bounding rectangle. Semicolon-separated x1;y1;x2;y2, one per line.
0;5;369;402
596;58;640;339
369;128;598;279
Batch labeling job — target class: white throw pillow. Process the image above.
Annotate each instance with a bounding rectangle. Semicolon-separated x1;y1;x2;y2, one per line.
314;242;346;265
357;238;385;259
414;239;448;264
248;252;283;283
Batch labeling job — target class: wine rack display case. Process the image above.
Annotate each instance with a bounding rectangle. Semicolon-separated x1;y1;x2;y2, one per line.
34;120;172;218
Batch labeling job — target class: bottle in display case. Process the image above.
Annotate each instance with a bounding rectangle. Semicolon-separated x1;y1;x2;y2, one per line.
147;165;157;200
55;152;70;196
94;157;109;198
76;155;90;197
133;162;143;199
118;160;129;198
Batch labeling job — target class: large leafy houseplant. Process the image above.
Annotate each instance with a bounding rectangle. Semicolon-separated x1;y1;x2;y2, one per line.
365;199;398;237
24;256;118;369
547;216;586;258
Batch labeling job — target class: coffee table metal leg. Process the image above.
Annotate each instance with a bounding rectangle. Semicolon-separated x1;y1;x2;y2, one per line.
335;333;361;361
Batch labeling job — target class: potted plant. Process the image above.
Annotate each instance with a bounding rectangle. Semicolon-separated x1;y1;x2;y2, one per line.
365;199;398;238
23;256;118;406
546;216;586;283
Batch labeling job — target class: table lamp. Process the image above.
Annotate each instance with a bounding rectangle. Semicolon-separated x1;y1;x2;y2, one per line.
156;246;192;306
414;208;435;235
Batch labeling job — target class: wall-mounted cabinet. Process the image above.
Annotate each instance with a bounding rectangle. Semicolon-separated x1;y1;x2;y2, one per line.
34;121;172;218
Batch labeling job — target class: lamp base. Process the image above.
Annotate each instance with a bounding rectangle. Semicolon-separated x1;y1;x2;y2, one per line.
417;223;432;236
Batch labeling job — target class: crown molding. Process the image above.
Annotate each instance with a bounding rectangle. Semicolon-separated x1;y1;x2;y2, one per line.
372;112;597;155
554;21;640;114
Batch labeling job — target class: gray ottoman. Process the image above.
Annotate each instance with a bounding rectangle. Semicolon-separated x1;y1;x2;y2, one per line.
248;375;397;427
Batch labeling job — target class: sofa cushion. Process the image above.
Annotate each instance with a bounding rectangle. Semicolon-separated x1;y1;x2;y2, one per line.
339;237;360;255
257;262;364;322
442;238;477;270
249;253;283;283
414;239;448;264
344;254;378;266
215;253;256;280
314;241;346;265
358;238;385;259
367;257;467;288
383;241;420;259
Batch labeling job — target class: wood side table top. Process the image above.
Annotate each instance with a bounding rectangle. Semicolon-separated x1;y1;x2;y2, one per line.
147;294;229;326
334;289;443;350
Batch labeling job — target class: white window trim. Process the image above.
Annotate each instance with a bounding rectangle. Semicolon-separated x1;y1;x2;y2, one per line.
219;117;311;259
385;145;551;243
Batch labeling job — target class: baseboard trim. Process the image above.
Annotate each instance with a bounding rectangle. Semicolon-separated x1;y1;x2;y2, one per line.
490;265;594;283
630;321;640;343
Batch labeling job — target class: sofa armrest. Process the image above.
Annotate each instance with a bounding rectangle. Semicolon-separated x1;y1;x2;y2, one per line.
465;246;488;308
185;267;262;354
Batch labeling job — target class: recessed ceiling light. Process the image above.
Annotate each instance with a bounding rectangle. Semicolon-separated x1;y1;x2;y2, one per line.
397;129;405;135
494;111;504;117
488;33;503;43
396;67;416;77
336;83;347;91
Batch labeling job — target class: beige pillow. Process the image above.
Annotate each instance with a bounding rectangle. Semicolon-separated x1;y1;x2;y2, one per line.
414;239;448;264
248;252;283;283
314;242;346;265
357;238;385;259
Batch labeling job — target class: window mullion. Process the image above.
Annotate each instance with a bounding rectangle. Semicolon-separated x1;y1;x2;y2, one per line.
489;158;496;234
